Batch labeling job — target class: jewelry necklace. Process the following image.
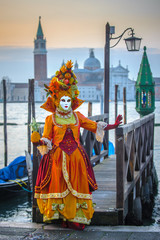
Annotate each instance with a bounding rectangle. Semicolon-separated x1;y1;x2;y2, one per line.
56;108;73;119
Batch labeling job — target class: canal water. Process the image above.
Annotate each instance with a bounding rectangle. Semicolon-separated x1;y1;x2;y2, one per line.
0;101;160;225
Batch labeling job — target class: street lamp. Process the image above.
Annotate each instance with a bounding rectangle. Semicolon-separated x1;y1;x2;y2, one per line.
104;22;142;115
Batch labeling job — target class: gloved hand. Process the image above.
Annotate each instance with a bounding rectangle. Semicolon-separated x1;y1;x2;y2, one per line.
33;139;47;146
39;140;47;145
104;114;123;130
115;114;123;127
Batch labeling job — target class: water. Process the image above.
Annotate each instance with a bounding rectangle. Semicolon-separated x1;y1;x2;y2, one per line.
0;192;32;222
0;101;160;224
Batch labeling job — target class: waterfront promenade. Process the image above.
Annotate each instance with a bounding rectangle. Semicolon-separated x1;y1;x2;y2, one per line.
0;222;160;240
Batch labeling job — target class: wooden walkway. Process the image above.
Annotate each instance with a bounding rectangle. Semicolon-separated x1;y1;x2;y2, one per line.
92;155;118;225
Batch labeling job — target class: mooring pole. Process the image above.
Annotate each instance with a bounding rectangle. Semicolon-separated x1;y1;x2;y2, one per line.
104;23;110;155
115;85;118;153
28;79;32;154
115;85;118;121
100;93;104;114
123;87;127;124
88;102;92;117
104;23;110;118
31;79;35;119
3;79;8;166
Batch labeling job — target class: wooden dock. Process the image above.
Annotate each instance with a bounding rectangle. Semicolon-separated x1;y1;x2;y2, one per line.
91;113;156;225
92;155;118;225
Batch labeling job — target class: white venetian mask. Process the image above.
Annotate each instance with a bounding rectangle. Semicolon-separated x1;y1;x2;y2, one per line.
59;96;71;111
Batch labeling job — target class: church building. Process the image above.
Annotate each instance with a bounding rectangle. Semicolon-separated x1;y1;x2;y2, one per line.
2;17;154;103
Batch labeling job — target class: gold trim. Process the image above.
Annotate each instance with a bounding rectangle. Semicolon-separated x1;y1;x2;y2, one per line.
62;151;92;200
34;189;70;199
69;216;91;225
43;211;91;224
43;212;59;222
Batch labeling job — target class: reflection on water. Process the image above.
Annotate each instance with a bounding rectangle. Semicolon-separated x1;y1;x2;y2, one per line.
0;102;160;224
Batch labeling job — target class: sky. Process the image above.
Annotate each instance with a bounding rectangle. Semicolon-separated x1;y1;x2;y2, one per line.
0;0;160;82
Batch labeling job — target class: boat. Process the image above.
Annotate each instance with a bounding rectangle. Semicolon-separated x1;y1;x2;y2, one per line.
0;155;32;197
0;142;114;198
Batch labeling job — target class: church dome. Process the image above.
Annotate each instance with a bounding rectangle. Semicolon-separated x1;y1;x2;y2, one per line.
84;49;101;70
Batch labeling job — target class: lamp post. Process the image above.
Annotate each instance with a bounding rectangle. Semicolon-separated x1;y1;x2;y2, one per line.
104;22;142;117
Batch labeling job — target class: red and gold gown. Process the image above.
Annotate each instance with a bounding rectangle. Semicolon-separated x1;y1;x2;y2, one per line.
34;111;99;224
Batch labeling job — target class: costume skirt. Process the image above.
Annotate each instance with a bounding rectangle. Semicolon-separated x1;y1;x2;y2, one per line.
34;146;96;224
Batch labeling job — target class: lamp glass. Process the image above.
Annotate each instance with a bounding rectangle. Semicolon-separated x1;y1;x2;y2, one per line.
125;37;141;51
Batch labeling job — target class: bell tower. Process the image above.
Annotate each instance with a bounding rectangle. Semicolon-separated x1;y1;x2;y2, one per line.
34;16;47;81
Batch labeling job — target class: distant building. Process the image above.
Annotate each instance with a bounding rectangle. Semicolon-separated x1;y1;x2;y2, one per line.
154;77;160;100
34;16;47;81
1;17;159;102
0;79;28;102
110;61;135;101
73;49;135;101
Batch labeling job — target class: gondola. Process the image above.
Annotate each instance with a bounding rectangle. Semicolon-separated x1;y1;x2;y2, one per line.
0;155;31;198
0;142;114;198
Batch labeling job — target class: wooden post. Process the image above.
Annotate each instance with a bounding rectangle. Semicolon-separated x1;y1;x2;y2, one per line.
88;102;92;117
100;94;103;114
28;78;35;154
115;85;118;153
3;79;8;166
32;128;43;223
104;23;110;118
28;79;32;154
104;23;110;153
123;87;127;124
116;128;125;224
31;79;35;119
115;85;118;121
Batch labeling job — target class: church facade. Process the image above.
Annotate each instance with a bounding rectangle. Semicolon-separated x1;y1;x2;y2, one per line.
1;17;149;103
33;18;136;102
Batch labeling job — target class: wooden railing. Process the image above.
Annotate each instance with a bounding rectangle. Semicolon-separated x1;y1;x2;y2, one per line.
116;113;155;224
80;113;109;166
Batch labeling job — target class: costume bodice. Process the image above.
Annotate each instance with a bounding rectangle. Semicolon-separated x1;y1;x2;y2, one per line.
42;111;97;148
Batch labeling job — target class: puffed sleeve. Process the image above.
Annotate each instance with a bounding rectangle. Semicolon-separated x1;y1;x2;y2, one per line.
76;111;97;133
42;115;53;141
76;111;107;143
37;115;53;155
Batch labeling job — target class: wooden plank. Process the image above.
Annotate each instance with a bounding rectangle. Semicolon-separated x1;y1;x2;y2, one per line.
93;156;117;214
92;155;119;225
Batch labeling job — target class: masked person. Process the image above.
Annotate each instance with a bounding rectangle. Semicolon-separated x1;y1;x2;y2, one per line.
31;60;122;230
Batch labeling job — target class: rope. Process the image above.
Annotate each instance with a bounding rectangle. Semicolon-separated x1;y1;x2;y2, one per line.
15;178;28;186
8;179;32;193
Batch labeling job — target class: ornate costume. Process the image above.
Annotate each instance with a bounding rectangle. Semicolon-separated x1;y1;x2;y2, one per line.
35;111;100;224
31;60;122;229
